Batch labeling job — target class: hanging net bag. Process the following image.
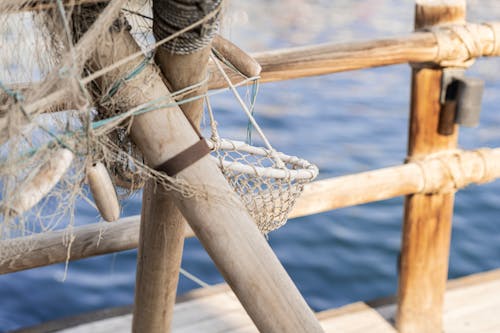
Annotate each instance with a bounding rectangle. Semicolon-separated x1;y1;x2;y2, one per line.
206;54;318;234
207;138;318;234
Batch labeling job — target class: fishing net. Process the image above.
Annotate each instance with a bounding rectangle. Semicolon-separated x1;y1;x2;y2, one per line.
0;0;318;243
205;53;318;234
208;139;318;234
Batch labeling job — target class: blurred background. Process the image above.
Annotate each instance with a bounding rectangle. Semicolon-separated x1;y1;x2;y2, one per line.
1;0;500;331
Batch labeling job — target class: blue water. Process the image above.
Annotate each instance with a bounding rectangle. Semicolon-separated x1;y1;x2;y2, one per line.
2;1;500;331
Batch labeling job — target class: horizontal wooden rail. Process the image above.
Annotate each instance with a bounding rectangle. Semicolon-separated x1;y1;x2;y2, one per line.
207;33;435;89
1;19;497;148
4;20;498;146
7;28;427;130
208;22;500;89
6;21;500;114
1;147;499;275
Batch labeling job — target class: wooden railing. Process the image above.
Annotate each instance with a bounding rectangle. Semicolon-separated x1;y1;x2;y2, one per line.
2;1;499;332
2;147;500;275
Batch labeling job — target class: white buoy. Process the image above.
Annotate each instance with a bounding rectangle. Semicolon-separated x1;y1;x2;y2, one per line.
6;148;74;216
87;162;120;222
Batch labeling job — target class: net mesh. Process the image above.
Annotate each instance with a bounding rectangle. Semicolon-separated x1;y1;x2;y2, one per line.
0;0;318;243
209;139;318;234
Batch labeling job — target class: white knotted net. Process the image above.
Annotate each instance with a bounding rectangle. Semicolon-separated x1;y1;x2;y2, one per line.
208;139;318;234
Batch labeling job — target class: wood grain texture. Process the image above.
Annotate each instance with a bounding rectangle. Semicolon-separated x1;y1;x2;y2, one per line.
414;1;466;29
207;33;437;90
0;216;193;275
131;36;213;333
396;2;465;333
155;46;212;126
212;35;262;78
10;21;500;121
132;183;185;333
87;28;323;333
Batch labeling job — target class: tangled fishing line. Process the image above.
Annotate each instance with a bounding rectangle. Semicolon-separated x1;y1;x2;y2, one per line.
0;0;318;248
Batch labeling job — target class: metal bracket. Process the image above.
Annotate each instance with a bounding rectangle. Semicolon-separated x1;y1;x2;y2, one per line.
455;77;485;127
438;68;485;132
440;68;465;104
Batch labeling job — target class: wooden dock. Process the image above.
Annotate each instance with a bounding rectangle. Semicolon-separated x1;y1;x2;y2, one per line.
16;268;500;333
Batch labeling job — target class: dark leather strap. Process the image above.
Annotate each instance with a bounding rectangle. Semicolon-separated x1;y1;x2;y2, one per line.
155;110;211;177
155;138;210;176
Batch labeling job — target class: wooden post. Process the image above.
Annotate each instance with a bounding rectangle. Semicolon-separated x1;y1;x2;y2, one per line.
86;21;323;333
132;32;212;333
396;1;466;332
132;183;185;332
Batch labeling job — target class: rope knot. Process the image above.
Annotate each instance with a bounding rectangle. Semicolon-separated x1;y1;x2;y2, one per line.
422;22;500;68
428;24;481;68
406;148;498;195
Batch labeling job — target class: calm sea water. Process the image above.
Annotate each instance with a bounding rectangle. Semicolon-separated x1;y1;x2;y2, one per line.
2;1;500;331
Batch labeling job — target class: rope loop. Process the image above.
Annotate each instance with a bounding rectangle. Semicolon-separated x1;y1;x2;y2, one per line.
406;148;497;194
483;22;500;56
405;150;463;194
428;24;479;68
474;148;496;184
421;22;500;68
153;0;223;55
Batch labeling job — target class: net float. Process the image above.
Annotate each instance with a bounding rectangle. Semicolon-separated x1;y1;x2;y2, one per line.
6;148;74;216
87;162;120;222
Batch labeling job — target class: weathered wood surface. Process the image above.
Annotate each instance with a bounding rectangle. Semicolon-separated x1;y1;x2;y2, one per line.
9;19;500;119
0;216;143;274
1;147;500;274
292;148;500;218
207;20;500;89
131;23;213;331
396;1;465;333
212;35;262;78
207;33;435;89
132;182;186;333
89;23;323;333
14;268;500;333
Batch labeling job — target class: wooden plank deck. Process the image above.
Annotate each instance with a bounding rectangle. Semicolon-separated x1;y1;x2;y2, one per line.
15;269;500;333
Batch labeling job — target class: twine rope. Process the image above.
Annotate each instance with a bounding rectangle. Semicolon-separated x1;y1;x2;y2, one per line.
474;148;496;184
210;51;286;169
0;0;318;239
153;0;222;55
484;22;500;56
92;73;259;133
0;73;259;166
406;148;497;194
80;3;223;85
427;22;500;68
